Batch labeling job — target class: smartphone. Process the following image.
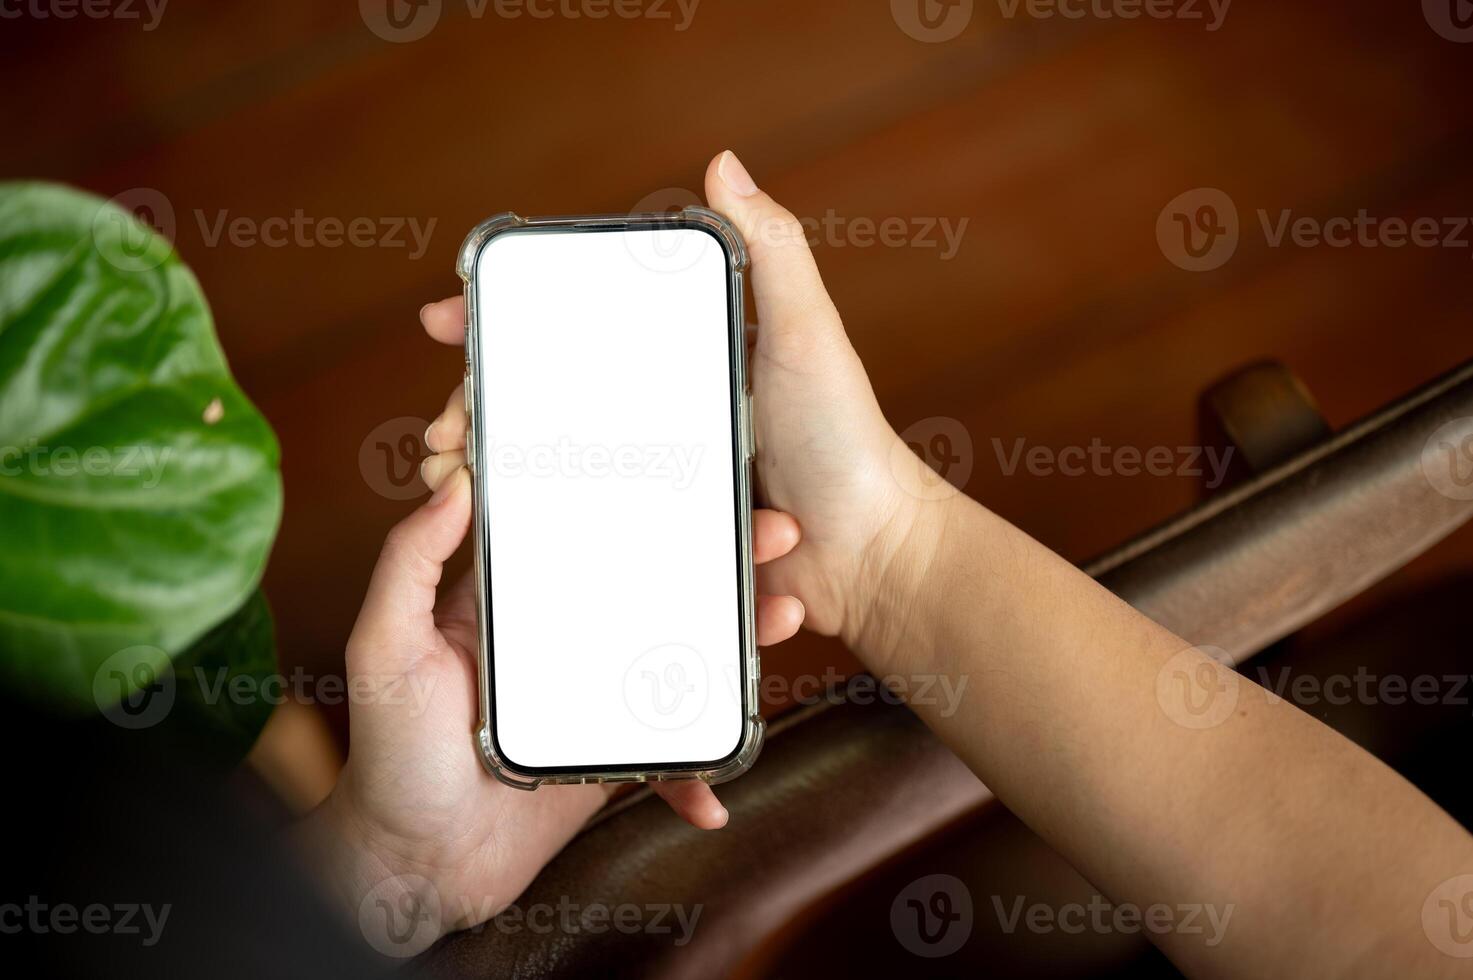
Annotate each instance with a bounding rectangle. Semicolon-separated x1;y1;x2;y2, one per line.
458;209;760;789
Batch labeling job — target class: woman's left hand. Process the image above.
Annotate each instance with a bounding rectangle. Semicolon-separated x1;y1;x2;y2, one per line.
300;301;806;955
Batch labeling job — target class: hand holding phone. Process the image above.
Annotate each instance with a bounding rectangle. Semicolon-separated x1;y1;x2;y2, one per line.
462;208;764;785
318;151;907;949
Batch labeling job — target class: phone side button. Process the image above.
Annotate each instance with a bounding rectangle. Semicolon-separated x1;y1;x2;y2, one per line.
742;392;754;462
464;372;476;474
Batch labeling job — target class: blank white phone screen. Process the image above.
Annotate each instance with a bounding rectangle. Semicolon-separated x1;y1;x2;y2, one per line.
475;227;745;771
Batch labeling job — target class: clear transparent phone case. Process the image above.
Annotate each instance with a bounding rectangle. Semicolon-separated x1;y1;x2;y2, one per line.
457;208;762;791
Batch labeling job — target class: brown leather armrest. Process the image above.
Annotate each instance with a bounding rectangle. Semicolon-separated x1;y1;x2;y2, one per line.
423;359;1473;979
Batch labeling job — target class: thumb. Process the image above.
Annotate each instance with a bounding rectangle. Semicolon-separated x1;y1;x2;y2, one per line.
703;150;848;365
348;466;472;667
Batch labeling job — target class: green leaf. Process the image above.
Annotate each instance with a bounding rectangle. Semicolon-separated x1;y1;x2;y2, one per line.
0;182;283;714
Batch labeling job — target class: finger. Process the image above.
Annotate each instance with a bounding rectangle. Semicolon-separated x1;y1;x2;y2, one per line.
420;296;467;346
757;594;805;646
421;451;466;493
349;467;472;666
704;151;847;363
425;384;467;453
752;509;801;564
651;781;728;830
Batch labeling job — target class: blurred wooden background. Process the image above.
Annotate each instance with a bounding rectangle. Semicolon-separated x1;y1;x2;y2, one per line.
3;0;1471;743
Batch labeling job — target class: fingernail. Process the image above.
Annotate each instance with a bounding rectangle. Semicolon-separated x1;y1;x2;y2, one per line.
424;418;440;452
712;805;730;829
418;302;433;324
427;465;463;507
718;151;759;198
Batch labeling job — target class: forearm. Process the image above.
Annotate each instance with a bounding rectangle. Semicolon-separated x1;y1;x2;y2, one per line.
850;488;1473;976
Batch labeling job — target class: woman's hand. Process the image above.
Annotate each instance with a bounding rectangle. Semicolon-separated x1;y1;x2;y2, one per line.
700;152;943;650
307;148;937;956
302;286;808;956
415;152;936;657
690;153;1473;980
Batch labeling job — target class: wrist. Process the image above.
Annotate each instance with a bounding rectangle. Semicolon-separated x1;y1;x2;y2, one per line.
293;781;448;958
841;439;970;676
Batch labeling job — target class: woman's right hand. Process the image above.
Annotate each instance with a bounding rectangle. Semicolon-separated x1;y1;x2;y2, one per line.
699;151;949;657
435;149;949;669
